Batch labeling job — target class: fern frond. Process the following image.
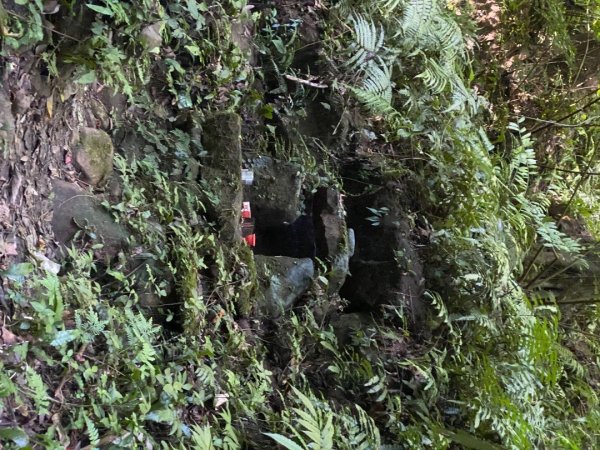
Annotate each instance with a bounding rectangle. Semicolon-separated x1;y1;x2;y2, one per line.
345;14;385;72
350;85;400;119
25;366;50;415
380;0;404;14
363;61;393;102
431;15;465;61
417;58;450;94
402;0;437;38
84;414;100;446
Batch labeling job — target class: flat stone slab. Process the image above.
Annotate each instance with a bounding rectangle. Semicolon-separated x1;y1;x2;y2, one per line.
51;179;128;258
245;156;304;228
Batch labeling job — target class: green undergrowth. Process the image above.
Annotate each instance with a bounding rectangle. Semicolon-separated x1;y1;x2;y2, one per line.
3;0;600;449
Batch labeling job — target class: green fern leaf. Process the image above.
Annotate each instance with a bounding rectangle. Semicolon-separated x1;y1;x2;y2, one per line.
402;0;437;38
345;15;385;72
25;366;50;415
263;433;304;450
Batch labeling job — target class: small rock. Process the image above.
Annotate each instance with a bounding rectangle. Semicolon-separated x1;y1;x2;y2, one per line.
140;22;163;53
255;255;314;317
32;251;61;274
73;127;114;186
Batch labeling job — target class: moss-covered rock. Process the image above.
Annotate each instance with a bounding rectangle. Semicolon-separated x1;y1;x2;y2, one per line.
51;179;128;259
245;156;304;227
201;112;243;243
74;127;114;186
140;22;163;53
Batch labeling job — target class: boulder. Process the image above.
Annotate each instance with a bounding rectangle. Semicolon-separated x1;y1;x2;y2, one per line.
73;127;114;186
51;180;128;259
245;156;304;227
201;112;243;242
340;180;425;324
255;255;314;317
313;187;354;294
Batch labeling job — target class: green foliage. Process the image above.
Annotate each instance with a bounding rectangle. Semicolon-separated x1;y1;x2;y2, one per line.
3;0;600;449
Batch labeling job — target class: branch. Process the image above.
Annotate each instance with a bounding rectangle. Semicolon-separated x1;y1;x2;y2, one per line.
531;93;600;134
284;74;328;89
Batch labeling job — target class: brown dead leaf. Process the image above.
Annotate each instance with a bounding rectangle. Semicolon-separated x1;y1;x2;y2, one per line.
46;93;54;118
1;326;18;346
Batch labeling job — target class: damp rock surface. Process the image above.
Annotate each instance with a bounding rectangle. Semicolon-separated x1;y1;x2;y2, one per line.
51;179;128;259
255;255;314;317
201;112;243;242
73;127;114;186
245;156;304;228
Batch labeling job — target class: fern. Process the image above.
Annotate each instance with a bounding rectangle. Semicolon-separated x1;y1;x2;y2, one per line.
25;366;50;416
345;14;385;72
417;57;451;94
190;425;216;450
84;413;100;447
362;61;393;103
339;405;381;450
402;0;437;39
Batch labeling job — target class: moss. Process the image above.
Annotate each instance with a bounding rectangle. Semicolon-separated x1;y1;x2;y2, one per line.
233;244;258;317
75;127;114;186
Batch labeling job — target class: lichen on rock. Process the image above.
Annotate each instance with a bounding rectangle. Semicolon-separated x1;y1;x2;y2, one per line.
74;127;115;186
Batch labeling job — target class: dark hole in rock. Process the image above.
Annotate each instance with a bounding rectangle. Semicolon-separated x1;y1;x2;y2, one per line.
253;214;316;258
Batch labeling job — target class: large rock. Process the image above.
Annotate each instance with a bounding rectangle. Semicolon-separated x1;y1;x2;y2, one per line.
255;255;314;317
51;180;128;259
201;112;243;242
73;127;114;186
245;156;304;227
313;187;354;294
340;179;425;324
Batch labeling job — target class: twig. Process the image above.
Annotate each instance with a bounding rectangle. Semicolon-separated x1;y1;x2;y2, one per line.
540;165;600;176
531;93;600;135
284;74;328;89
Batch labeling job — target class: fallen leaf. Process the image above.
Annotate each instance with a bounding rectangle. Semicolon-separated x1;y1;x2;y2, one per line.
46;93;54;118
1;326;18;346
0;204;9;225
215;393;229;408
